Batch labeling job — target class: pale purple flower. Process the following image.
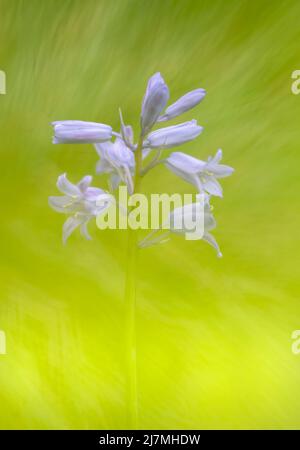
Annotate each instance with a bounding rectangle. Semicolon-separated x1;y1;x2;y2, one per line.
95;137;135;194
141;72;169;135
49;174;114;243
49;71;233;257
165;149;234;197
139;195;222;257
95;132;150;194
168;197;222;257
51;121;112;144
143;120;203;149
158;88;206;122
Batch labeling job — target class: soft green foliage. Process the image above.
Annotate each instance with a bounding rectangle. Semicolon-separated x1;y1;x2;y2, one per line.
0;0;300;429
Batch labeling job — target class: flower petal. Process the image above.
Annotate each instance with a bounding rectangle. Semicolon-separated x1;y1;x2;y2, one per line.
111;138;135;168
57;174;81;197
110;173;121;190
52;120;105;128
158;88;206;121
62;215;86;244
123;165;134;195
203;177;223;197
94;142;113;158
52;121;112;144
206;149;234;178
166;152;205;174
208;163;234;178
85;187;105;201
80;220;92;240
203;232;222;257
144;120;203;149
204;210;217;231
77;175;93;192
48;196;77;213
94;142;116;174
209;148;223;164
142;148;151;159
96;158;113;174
141;72;169;134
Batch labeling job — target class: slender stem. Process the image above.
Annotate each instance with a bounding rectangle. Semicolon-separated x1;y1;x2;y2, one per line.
124;136;143;429
124;226;138;428
134;137;143;191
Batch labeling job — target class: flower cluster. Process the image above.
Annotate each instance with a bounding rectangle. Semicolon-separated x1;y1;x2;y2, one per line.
49;72;233;255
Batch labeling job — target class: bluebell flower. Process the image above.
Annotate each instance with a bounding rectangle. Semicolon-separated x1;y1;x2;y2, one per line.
139;195;222;257
49;174;114;243
143;120;203;149
95;138;135;194
141;72;169;135
51;120;112;144
165;149;234;197
158;88;206;122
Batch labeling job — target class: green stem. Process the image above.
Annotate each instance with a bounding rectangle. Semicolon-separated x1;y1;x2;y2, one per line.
124;136;143;429
134;137;143;191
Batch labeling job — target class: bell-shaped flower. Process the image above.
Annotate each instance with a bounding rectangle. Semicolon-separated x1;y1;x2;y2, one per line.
141;72;169;135
165;149;234;197
51;120;112;144
139;195;222;257
143;120;203;149
95;129;151;194
158;88;206;122
95;137;135;194
168;197;222;257
49;173;114;243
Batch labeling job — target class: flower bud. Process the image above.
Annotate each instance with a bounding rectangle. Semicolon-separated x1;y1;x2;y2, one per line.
141;73;169;135
158;88;206;122
52;121;112;144
144;120;203;149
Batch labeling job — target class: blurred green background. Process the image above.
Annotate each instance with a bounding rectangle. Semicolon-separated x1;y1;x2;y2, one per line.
0;0;300;429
